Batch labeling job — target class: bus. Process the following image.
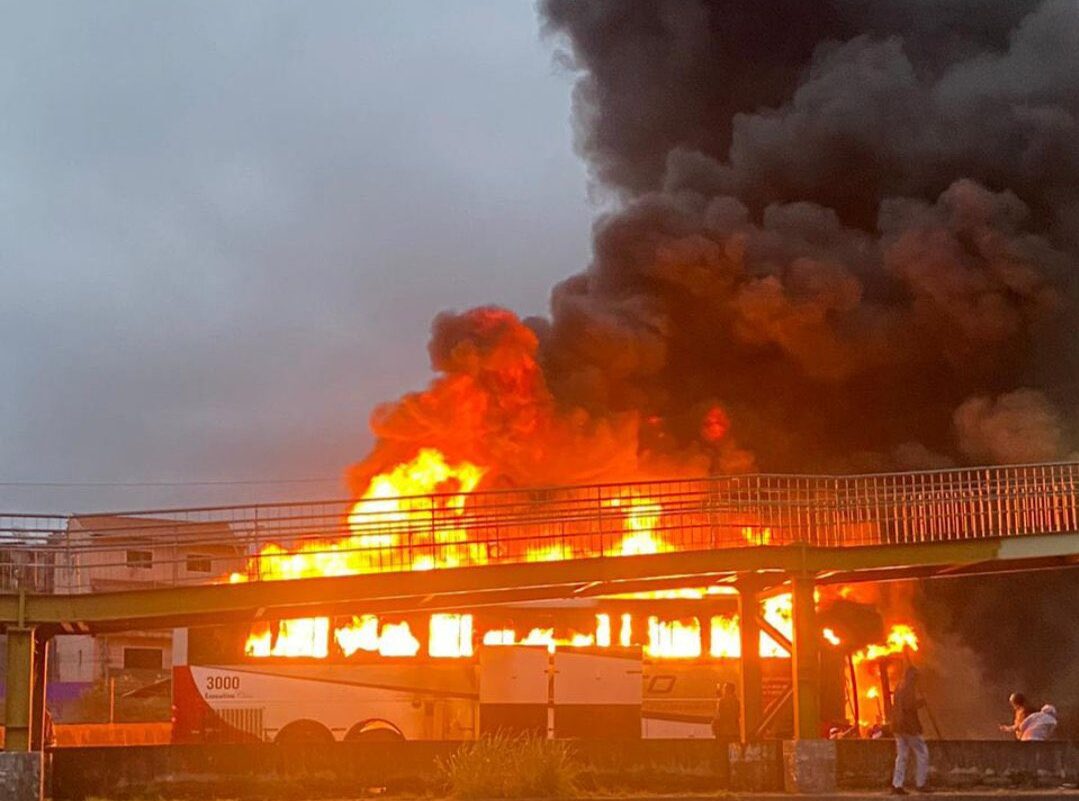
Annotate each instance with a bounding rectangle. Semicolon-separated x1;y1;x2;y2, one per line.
172;597;846;744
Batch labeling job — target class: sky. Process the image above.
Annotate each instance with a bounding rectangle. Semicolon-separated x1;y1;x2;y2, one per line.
0;1;590;512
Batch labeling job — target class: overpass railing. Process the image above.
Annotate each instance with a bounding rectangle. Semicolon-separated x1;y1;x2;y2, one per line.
1;462;1077;594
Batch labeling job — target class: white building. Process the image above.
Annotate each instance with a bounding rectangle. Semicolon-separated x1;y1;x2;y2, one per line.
53;515;244;683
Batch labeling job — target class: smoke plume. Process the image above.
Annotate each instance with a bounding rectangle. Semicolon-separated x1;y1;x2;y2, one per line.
347;0;1079;727
355;0;1079;484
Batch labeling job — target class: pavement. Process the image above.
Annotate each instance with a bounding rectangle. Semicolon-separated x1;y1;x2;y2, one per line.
725;794;1079;800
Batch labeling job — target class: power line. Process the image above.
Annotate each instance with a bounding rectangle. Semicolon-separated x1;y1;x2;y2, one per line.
0;477;341;488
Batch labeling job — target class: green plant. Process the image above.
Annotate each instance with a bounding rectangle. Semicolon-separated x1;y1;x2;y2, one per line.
438;732;579;799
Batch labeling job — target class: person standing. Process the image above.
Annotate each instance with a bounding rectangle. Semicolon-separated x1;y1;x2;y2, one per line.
999;692;1033;739
890;666;930;795
711;682;741;788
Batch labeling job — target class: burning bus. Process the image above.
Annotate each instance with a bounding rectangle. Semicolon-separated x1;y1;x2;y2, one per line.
172;448;919;744
171;593;913;744
171;599;847;744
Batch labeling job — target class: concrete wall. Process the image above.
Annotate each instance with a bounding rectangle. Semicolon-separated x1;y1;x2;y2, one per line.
47;738;1079;799
51;739;744;799
836;739;1079;789
0;753;43;801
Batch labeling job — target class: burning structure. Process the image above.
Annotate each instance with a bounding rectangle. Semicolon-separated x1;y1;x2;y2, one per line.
181;0;1079;742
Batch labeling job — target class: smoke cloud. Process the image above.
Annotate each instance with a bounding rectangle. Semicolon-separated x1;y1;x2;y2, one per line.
349;0;1079;726
357;1;1079;483
533;0;1079;727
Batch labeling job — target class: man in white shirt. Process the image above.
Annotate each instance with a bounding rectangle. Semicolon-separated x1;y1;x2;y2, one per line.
1018;705;1058;741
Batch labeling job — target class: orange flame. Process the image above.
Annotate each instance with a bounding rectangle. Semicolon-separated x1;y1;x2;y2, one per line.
853;624;919;663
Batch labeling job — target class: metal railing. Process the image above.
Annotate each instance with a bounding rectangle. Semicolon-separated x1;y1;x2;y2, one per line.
2;462;1077;594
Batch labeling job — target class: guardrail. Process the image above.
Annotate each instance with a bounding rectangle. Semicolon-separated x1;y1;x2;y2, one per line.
2;462;1077;594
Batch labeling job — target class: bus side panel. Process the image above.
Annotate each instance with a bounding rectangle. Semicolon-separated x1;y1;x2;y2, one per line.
553;650;641;738
176;663;477;743
642;662;739;739
478;647;547;736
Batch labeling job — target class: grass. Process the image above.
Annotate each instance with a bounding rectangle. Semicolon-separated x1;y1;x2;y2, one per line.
438;732;580;799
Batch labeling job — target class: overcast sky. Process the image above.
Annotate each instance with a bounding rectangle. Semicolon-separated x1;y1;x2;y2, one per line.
0;2;591;512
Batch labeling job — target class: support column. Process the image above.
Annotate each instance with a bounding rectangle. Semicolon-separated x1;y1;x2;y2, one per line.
1;627;44;801
29;633;49;751
736;579;762;741
4;628;36;752
790;574;820;740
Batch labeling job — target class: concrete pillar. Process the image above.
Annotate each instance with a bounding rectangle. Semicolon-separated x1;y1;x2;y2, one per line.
736;579;762;741
29;633;49;751
4;627;36;752
782;739;836;793
790;573;820;740
0;753;43;801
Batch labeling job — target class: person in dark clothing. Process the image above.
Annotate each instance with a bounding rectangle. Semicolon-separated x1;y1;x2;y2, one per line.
711;682;741;788
999;692;1034;739
890;666;930;795
712;682;741;738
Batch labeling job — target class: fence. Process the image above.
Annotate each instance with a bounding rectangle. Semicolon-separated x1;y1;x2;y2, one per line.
2;462;1077;594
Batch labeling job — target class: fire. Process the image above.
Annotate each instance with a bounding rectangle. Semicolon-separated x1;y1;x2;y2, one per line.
741;526;773;545
482;628;516;646
233;448;487;587
333;615;421;657
710;615;740;658
760;593;793;657
334;614;380;656
596;613;612;647
608;493;668;556
244;618;329;658
645;616;701;658
429;613;474;658
232;444;920;680
853;624;919;663
237;449;485;656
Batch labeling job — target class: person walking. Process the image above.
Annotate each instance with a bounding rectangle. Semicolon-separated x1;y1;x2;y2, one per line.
711;682;741;788
890;666;930;795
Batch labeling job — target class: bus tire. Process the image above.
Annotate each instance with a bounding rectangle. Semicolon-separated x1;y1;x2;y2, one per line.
274;719;336;745
344;719;405;742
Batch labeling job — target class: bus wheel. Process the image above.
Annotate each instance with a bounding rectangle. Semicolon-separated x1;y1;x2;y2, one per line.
274;719;336;745
344;719;405;742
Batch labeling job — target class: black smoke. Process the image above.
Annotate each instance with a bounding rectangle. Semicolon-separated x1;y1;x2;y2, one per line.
534;0;1079;473
532;0;1079;725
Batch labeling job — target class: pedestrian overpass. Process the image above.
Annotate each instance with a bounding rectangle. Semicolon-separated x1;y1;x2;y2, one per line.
3;461;1079;757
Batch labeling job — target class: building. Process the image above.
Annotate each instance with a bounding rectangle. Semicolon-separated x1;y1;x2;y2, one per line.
53;515;244;684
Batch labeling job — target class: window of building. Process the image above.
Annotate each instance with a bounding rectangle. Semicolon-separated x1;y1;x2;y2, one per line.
122;646;163;671
125;549;153;569
185;553;213;573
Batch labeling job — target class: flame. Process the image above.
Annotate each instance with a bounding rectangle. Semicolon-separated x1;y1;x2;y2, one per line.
608;493;668;556
244;618;329;658
333;615;422;657
645;616;701;658
482;628;516;646
334;614;380;656
741;526;773;545
596;614;612;647
853;624;919;663
232;446;920;677
378;622;422;657
710;615;741;658
760;593;793;657
429;613;474;658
